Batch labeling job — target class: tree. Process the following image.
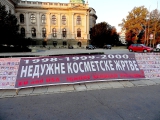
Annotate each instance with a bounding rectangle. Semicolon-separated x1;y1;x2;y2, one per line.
110;27;120;46
119;6;149;45
0;4;32;52
0;4;8;45
90;22;119;47
148;9;160;47
0;4;22;46
0;5;18;45
119;6;160;47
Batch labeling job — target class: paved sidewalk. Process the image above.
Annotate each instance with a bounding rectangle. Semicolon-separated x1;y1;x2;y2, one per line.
0;47;127;57
0;48;104;57
0;79;160;99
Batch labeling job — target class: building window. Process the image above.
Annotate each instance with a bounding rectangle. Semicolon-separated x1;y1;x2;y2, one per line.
52;15;56;25
77;28;81;37
77;16;81;25
63;41;67;46
52;28;56;37
30;14;36;24
41;14;46;24
62;28;66;37
20;14;24;23
53;41;57;47
31;28;36;37
62;15;66;25
42;28;46;38
77;42;82;47
21;27;25;37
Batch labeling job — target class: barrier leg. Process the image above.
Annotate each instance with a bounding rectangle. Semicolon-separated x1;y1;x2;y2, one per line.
16;89;19;95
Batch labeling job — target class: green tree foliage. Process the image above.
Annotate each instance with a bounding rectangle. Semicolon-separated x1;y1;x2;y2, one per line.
90;22;119;47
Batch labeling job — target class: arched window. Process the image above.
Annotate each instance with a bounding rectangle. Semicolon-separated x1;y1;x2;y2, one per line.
21;27;25;37
9;9;11;14
63;41;67;46
77;42;82;47
20;14;24;23
77;28;81;37
42;28;46;38
53;41;57;47
77;16;81;25
52;28;56;37
62;15;66;25
62;28;66;37
52;15;56;25
30;14;36;24
41;14;46;24
31;28;36;37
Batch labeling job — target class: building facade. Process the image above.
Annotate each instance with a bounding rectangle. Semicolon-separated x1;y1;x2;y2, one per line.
89;7;97;29
0;0;20;14
0;0;97;48
119;30;127;45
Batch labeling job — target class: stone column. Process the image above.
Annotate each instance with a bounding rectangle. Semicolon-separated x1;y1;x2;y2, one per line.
25;12;29;32
37;12;40;32
85;14;87;33
36;12;40;38
24;12;30;38
87;13;89;34
47;13;51;33
86;12;90;43
58;13;61;39
58;13;61;33
15;12;19;24
47;13;51;39
72;14;74;33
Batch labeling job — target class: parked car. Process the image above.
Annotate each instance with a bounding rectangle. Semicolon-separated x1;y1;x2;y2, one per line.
86;45;94;50
68;45;74;49
128;44;153;52
156;44;160;51
103;44;112;49
92;45;96;49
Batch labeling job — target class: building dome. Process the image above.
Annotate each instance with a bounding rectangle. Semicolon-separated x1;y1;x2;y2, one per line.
70;0;85;4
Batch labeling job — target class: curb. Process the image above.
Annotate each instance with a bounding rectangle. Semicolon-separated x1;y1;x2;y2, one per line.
0;79;159;99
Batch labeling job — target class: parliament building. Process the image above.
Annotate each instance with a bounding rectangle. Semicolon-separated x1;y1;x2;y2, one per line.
0;0;97;48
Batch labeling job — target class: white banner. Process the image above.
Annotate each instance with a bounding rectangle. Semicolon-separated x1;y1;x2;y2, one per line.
0;58;20;89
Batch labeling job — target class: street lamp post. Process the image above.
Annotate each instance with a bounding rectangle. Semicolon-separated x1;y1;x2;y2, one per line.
153;30;155;48
144;25;147;45
145;10;151;46
149;33;153;47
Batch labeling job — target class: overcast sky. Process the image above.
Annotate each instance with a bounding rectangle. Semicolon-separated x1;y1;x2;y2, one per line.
25;0;159;32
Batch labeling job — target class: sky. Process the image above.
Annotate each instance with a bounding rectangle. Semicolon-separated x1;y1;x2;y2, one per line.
26;0;159;32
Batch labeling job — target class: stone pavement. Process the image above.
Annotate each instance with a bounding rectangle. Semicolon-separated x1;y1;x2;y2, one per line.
0;46;126;57
0;48;104;57
0;79;160;99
